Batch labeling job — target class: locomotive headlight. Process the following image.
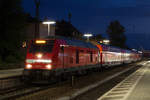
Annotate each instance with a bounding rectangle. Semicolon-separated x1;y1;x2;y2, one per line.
46;64;52;70
26;64;32;69
36;53;43;59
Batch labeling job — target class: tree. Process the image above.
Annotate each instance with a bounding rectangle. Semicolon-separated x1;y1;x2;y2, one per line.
55;20;82;39
106;20;127;48
0;0;27;62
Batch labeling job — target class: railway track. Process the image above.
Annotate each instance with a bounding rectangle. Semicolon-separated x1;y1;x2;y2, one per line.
72;61;147;100
0;76;22;91
0;84;49;100
0;76;68;100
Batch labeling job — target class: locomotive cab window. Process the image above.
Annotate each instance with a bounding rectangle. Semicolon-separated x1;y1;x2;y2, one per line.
29;40;55;53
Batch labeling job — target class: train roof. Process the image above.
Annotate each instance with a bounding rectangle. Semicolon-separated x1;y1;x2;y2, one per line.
47;36;98;49
98;43;133;53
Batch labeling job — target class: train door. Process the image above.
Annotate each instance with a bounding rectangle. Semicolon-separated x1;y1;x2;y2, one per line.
76;50;79;64
60;45;70;68
60;45;65;69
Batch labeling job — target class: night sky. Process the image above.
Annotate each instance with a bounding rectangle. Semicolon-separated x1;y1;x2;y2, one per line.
22;0;150;50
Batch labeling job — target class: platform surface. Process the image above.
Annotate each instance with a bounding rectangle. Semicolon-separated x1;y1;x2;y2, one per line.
126;62;150;100
0;68;23;78
98;61;150;100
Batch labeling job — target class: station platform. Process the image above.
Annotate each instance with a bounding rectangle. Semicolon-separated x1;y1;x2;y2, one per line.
126;61;150;100
0;68;23;79
98;61;150;100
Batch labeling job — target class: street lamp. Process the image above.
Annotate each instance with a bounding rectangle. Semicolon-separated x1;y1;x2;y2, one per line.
84;33;93;41
100;39;110;45
43;20;56;36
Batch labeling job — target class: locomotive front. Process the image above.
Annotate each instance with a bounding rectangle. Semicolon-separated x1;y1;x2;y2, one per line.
23;39;56;82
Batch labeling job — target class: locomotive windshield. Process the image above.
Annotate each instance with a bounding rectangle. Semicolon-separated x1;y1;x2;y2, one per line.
29;40;54;53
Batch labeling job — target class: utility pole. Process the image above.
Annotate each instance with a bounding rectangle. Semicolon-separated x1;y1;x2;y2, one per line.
34;0;40;39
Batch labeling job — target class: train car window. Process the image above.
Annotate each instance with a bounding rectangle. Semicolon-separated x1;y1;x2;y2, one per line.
90;52;93;62
29;40;54;53
76;50;79;64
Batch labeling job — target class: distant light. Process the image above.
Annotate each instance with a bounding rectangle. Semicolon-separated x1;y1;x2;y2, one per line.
101;39;110;45
100;41;103;44
84;34;93;37
43;21;56;25
35;40;46;44
138;51;143;53
103;40;110;43
132;49;137;51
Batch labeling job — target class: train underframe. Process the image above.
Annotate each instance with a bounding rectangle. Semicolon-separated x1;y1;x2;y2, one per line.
22;64;102;83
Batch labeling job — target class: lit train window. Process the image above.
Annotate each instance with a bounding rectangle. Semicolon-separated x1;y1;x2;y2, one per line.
29;40;55;53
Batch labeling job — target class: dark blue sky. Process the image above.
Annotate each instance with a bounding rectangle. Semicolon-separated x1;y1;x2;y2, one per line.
22;0;150;50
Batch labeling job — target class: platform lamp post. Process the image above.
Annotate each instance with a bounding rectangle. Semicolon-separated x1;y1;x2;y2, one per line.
34;0;40;38
43;20;56;36
84;33;93;41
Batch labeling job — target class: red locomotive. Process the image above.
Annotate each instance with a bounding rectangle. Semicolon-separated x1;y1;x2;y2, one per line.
23;37;141;82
